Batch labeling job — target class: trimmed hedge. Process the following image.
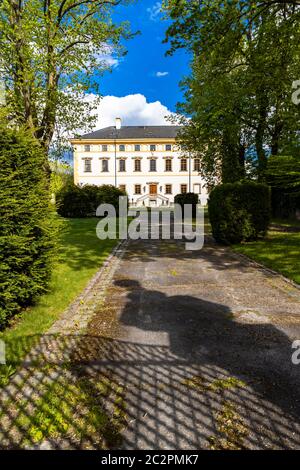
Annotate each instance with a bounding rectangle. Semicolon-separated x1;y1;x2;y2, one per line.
0;127;58;328
174;192;199;218
56;183;126;218
208;181;271;244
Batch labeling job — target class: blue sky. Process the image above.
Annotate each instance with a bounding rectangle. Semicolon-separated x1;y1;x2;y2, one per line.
91;1;191;127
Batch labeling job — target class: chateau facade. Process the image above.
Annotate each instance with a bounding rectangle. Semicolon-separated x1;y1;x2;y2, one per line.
71;121;208;207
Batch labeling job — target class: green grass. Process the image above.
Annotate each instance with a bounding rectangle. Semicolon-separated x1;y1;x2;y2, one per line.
0;217;118;383
232;219;300;285
15;374;126;448
204;206;211;234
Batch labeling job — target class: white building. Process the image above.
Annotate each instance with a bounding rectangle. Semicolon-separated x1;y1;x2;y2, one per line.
70;120;208;207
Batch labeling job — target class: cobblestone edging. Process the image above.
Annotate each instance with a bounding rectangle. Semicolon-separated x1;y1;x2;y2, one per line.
230;249;300;292
0;239;129;405
207;234;300;292
48;239;129;335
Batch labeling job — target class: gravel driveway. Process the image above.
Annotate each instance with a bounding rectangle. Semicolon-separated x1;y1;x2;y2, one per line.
1;234;300;450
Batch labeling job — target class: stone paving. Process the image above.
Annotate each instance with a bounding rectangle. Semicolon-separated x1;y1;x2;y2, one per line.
1;234;300;449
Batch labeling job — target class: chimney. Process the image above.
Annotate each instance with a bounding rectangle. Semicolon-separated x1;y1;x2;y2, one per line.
115;117;122;130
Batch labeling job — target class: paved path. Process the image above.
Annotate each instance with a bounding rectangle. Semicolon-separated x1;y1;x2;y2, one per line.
1;235;300;449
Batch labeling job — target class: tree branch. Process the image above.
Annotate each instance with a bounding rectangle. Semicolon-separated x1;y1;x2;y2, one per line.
57;0;121;25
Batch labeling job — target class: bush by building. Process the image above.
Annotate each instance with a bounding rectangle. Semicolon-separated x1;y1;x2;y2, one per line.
174;192;199;218
56;183;126;218
208;181;271;244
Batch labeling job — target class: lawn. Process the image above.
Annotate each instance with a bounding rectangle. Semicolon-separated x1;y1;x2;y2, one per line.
0;217;119;384
232;219;300;285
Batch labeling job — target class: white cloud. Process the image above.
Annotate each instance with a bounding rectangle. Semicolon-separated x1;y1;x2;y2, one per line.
93;44;119;68
85;93;175;128
147;2;162;22
94;53;119;68
155;71;169;77
74;43;119;69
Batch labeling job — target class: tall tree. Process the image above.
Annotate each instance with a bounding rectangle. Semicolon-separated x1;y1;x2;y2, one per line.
163;0;300;182
0;0;133;152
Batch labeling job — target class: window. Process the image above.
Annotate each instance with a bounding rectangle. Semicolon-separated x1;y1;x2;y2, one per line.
194;158;200;171
119;159;126;172
102;144;108;152
84;144;90;152
165;144;172;151
101;159;108;172
134;159;141;172
150;144;156;152
180;158;187;171
194;183;201;194
165;184;172;194
84;159;92;172
149;159;156;171
134;184;141;195
119;185;126;193
134;144;141;151
119;144;125;152
181;184;187;194
165;159;172;172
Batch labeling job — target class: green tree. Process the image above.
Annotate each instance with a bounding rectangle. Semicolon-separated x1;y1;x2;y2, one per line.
163;0;300;182
0;0;134;154
50;160;73;200
266;155;300;217
0;123;59;327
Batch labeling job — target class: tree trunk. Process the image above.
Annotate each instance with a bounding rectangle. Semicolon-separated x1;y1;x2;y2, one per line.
221;130;242;183
239;140;246;178
255;94;269;179
271;119;284;156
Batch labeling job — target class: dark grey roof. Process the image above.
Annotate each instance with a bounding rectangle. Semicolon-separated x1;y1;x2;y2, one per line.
75;125;183;140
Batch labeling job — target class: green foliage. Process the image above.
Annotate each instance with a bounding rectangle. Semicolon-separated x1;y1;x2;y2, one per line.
0;218;118;379
208;182;271;244
0;364;16;387
174;192;199;218
50;161;73;197
56;184;126;218
266;155;300;218
56;184;90;218
164;1;300;182
233;219;300;284
0;0;134;150
0;126;58;328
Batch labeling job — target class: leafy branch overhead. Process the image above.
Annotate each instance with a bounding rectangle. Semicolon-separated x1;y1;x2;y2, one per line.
0;0;135;150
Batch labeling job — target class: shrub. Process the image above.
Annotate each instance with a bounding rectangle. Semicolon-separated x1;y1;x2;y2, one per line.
208;181;271;244
0;126;58;328
174;192;199;218
56;183;91;217
56;183;126;218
